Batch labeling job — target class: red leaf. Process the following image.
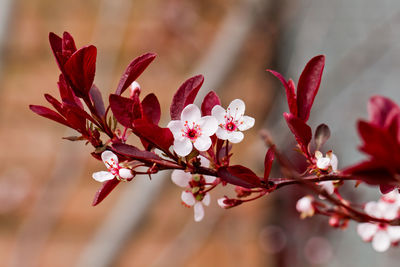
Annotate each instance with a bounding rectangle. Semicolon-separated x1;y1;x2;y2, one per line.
58;74;83;109
49;32;77;71
142;93;161;125
44;94;64;115
343;160;397;186
64;45;97;97
89;84;105;117
264;147;275;181
201;91;221;116
368;95;400;128
284;112;312;155
62;32;77;53
218;165;261;189
267;70;297;116
29;105;70;127
115;53;156;95
170;75;204;120
92;179;120;206
132;119;173;153
296;55;325;122
109;94;142;128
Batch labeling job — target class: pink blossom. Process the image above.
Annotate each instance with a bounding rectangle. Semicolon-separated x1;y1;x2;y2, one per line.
92;151;133;182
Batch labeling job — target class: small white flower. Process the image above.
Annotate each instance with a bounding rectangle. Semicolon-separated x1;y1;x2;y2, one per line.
171;156;216;222
357;199;400;252
296;196;315;219
211;99;255;143
129;81;141;97
315;151;338;172
168;104;218;157
92;151;133;182
218;197;229;208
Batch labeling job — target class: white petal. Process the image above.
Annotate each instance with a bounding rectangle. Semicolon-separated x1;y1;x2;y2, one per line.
218;197;228;208
387;226;400;242
238;116;255;131
315;151;323;159
204;175;216;184
372;230;391;252
365;201;382;218
211;105;226;124
296;196;313;213
181;191;195;206
216;128;229;140
167;120;184;139
199;156;210;167
357;223;378;241
202;193;211;206
329;153;338;172
227;131;244;143
316;157;330;170
382;203;399;220
198;116;218;136
227;99;245;120
101;151;119;166
92;171;114;182
319;181;334;195
171;170;192;187
181;104;201;122
194;135;212;151
130;81;141;92
118;168;133;179
194;202;205;222
173;138;193;157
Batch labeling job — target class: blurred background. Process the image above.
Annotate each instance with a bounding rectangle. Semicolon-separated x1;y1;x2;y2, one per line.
1;0;400;266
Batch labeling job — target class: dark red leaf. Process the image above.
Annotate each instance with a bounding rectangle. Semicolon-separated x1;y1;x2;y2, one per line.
368;95;400;128
89;84;105;117
267;70;297;115
264;147;275;181
62;32;77;53
284;112;312;155
92;178;120;206
64;45;97;97
201;91;221;116
109;94;142;128
49;32;63;68
218;165;261;189
380;184;396;194
296;55;325;122
64;109;87;133
115;53;156;95
142;93;161;125
132;119;173;153
58;74;83;109
343;160;397;186
49;32;77;71
44;94;64;115
29;105;69;127
170;75;204;120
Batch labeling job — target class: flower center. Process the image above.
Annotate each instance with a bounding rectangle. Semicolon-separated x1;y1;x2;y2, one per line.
182;121;201;141
224;116;238;132
106;158;120;175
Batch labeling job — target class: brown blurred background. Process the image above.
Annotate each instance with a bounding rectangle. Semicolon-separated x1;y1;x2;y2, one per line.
2;0;400;266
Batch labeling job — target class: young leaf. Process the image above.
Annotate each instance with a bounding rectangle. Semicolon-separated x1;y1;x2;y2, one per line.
64;45;97;97
109;94;142;128
141;93;161;125
296;55;325;122
284;112;312;155
314;123;330;150
132;119;173;153
368;95;400;128
217;165;261;189
170;75;204;120
29;105;70;127
92;179;120;206
58;74;83;109
264;147;275;181
89;84;106;117
115;53;156;95
267;70;297;116
201;91;221;116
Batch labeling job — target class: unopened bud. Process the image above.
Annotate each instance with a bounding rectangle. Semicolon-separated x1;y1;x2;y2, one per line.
129;81;141;98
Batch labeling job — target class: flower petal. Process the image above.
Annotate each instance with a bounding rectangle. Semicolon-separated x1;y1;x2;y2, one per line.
204;175;216;184
328;152;338;172
202;193;211;206
211;105;226;124
181;191;195;206
171;170;192;187
316;157;330;170
173;138;193;157
238;115;255;131
228;99;245;120
198;116;218;136
357;223;378;241
372;230;391;252
199;156;210;167
181;104;201;123
365;201;382;217
387;226;400;242
227;131;244;143
92;171;114;182
194;135;212;151
167;120;184;139
216;128;229;140
101;151;119;166
218;197;228;208
319;181;334;195
194;202;205;222
119;168;133;179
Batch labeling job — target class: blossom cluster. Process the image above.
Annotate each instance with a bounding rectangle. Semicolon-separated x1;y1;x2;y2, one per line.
30;31;400;253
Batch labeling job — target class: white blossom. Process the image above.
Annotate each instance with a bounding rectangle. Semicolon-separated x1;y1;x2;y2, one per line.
92;151;133;182
296;196;315;219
